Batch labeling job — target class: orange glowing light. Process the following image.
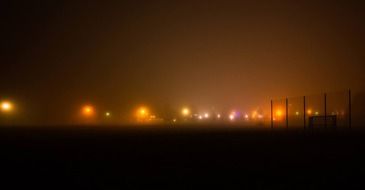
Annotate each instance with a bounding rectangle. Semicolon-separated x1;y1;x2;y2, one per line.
138;108;147;116
136;106;150;122
276;110;283;117
82;105;95;117
252;111;258;119
307;109;312;115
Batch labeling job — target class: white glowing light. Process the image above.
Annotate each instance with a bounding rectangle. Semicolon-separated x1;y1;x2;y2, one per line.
1;101;13;112
204;113;209;118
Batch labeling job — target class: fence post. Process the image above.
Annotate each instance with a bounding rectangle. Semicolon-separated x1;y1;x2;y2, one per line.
349;89;352;129
271;100;273;129
324;93;327;128
286;98;289;129
303;96;306;129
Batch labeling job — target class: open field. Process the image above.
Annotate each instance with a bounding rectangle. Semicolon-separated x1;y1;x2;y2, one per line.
1;126;364;189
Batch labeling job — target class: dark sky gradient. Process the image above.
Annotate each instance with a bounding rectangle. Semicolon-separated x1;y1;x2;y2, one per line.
1;0;365;124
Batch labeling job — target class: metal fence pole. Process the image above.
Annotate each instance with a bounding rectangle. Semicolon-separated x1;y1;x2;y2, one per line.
324;93;327;128
271;100;273;129
286;98;289;129
303;96;306;129
349;89;352;129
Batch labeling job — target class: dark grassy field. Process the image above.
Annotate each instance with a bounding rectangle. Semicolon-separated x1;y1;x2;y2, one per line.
1;126;364;189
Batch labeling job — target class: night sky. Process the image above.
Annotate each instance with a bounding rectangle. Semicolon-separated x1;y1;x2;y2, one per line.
1;0;365;124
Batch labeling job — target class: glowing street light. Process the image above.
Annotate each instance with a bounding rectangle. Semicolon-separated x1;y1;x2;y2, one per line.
136;106;150;122
105;112;111;117
252;111;258;119
140;109;146;115
307;109;312;115
276;109;283;117
229;114;235;121
81;105;95;117
1;101;13;113
244;114;249;119
181;107;190;117
204;113;209;118
137;107;148;116
217;114;221;119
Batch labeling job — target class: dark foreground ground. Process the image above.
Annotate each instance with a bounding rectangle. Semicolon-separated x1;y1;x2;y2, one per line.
1;125;364;189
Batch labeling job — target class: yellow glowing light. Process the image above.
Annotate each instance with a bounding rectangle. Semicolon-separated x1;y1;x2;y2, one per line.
217;114;221;119
198;115;203;120
229;114;235;121
105;112;111;117
276;110;283;117
204;113;209;118
82;105;95;117
315;111;319;115
295;111;300;116
1;101;13;112
140;109;146;115
181;108;190;116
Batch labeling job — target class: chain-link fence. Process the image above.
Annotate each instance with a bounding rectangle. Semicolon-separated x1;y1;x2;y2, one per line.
271;90;351;129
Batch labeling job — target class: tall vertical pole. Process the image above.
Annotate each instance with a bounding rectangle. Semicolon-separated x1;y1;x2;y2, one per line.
349;89;352;129
286;98;289;129
324;93;327;128
271;100;274;129
303;96;306;129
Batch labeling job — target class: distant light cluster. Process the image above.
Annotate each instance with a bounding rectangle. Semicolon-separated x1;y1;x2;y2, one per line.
76;105;271;125
0;98;340;126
